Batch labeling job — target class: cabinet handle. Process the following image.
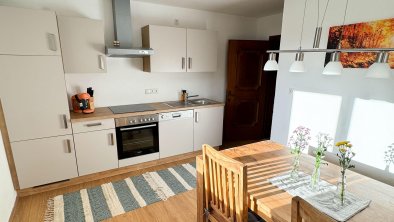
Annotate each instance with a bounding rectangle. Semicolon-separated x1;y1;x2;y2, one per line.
63;114;68;129
182;57;185;70
195;112;199;123
86;122;102;127
48;33;57;51
110;133;115;146
99;55;105;70
188;57;192;69
66;139;72;153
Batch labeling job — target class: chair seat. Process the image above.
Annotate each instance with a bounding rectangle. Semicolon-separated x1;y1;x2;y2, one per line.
248;209;265;222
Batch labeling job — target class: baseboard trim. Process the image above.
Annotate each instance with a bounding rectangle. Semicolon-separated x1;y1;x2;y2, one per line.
17;150;201;197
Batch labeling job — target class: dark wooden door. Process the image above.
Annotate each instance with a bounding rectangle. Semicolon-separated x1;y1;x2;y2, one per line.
223;40;277;142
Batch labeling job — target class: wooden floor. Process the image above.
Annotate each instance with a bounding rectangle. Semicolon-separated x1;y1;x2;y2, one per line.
11;156;197;222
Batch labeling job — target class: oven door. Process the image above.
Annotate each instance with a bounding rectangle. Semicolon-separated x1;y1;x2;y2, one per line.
116;123;159;159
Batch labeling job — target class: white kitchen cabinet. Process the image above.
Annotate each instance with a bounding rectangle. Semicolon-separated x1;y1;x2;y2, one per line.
74;128;118;176
57;16;106;73
187;29;218;73
142;25;217;73
11;135;78;189
142;25;187;72
193;106;224;151
0;55;72;142
0;6;60;56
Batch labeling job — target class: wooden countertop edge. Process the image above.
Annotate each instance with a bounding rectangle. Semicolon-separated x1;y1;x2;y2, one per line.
70;102;225;123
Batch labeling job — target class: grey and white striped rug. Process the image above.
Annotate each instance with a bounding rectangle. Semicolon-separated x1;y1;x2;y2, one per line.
44;162;196;222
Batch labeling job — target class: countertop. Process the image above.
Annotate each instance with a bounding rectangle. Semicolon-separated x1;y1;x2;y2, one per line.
70;100;225;123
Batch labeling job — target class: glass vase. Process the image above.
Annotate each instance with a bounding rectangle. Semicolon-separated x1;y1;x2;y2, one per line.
334;173;347;206
290;154;301;181
309;163;321;191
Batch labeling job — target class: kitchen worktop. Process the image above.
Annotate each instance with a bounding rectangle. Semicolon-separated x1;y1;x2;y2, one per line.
70;99;225;123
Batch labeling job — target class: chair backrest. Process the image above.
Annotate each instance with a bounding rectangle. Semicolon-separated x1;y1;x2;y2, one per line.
202;144;248;222
291;196;335;222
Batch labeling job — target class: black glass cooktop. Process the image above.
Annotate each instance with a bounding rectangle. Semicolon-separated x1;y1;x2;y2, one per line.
109;104;156;114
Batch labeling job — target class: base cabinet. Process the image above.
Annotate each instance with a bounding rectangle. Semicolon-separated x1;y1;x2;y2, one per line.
194;106;224;151
12;135;78;189
74;129;118;176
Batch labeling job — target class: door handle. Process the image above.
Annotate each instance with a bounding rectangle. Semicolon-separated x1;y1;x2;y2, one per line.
66;139;72;153
195;112;199;123
63;114;68;129
86;122;102;127
188;57;192;69
99;55;105;70
48;33;57;51
182;57;185;70
110;133;115;146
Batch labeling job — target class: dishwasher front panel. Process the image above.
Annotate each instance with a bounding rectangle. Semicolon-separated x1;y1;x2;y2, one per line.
159;110;194;158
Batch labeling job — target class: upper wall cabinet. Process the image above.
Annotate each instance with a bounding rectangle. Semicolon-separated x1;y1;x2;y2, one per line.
142;25;217;73
57;16;106;73
142;25;187;72
187;29;218;73
0;6;61;56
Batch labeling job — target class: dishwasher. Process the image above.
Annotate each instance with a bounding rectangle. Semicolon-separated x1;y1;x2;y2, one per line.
159;110;194;158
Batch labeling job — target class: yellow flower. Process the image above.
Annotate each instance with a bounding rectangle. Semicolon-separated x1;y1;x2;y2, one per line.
339;147;347;153
335;141;349;146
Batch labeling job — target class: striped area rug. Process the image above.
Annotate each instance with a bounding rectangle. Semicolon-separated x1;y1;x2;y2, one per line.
44;162;196;222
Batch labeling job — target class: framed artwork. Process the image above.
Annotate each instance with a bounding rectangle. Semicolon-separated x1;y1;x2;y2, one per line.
325;18;394;68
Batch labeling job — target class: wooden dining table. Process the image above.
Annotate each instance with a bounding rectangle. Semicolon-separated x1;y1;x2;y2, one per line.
196;140;394;222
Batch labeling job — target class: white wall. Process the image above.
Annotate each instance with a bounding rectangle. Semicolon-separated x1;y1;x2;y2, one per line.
272;0;394;185
0;131;16;221
0;0;259;107
257;13;283;40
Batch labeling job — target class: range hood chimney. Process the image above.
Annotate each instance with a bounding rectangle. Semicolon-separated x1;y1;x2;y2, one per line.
106;0;154;57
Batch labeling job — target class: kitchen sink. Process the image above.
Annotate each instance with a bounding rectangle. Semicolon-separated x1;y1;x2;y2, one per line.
189;99;214;105
163;98;217;108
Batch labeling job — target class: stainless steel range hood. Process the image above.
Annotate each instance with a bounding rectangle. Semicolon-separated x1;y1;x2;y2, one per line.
106;0;154;57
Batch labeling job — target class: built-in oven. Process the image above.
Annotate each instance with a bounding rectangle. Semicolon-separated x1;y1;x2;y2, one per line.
115;114;159;160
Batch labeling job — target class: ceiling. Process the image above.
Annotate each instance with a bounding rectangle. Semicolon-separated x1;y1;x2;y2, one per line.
133;0;284;18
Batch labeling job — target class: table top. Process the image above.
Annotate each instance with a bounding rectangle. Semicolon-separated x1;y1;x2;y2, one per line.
197;141;394;222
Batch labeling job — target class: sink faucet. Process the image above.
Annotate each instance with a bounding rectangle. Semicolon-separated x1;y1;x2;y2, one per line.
181;89;198;103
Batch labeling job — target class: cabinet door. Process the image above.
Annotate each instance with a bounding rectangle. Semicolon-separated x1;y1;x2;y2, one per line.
187;29;217;72
144;25;186;72
12;135;78;189
0;6;60;56
74;129;118;176
194;106;224;151
57;16;106;73
0;55;71;142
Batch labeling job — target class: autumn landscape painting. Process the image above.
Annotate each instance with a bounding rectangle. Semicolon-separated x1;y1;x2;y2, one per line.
325;18;394;68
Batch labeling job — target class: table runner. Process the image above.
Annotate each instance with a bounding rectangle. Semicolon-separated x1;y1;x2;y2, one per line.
268;172;371;221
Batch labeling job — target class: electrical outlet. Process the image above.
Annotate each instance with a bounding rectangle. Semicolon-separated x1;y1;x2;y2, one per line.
151;88;158;94
145;89;152;94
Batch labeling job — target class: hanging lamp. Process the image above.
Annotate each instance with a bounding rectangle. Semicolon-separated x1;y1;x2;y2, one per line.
365;52;391;78
263;53;279;71
289;0;308;73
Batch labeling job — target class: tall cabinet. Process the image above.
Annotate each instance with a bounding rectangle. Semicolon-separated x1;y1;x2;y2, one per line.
0;6;78;189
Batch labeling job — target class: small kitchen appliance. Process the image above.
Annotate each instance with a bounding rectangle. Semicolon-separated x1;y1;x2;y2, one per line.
72;93;94;114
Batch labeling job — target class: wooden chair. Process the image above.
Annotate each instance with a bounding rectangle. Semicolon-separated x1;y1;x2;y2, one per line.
202;144;264;222
291;196;335;222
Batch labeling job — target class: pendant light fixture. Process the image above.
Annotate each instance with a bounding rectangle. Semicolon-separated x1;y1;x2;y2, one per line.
263;53;279;71
289;0;308;73
365;52;391;78
323;0;348;75
313;0;330;48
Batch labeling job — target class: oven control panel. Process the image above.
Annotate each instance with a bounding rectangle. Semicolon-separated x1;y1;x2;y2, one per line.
115;114;159;127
